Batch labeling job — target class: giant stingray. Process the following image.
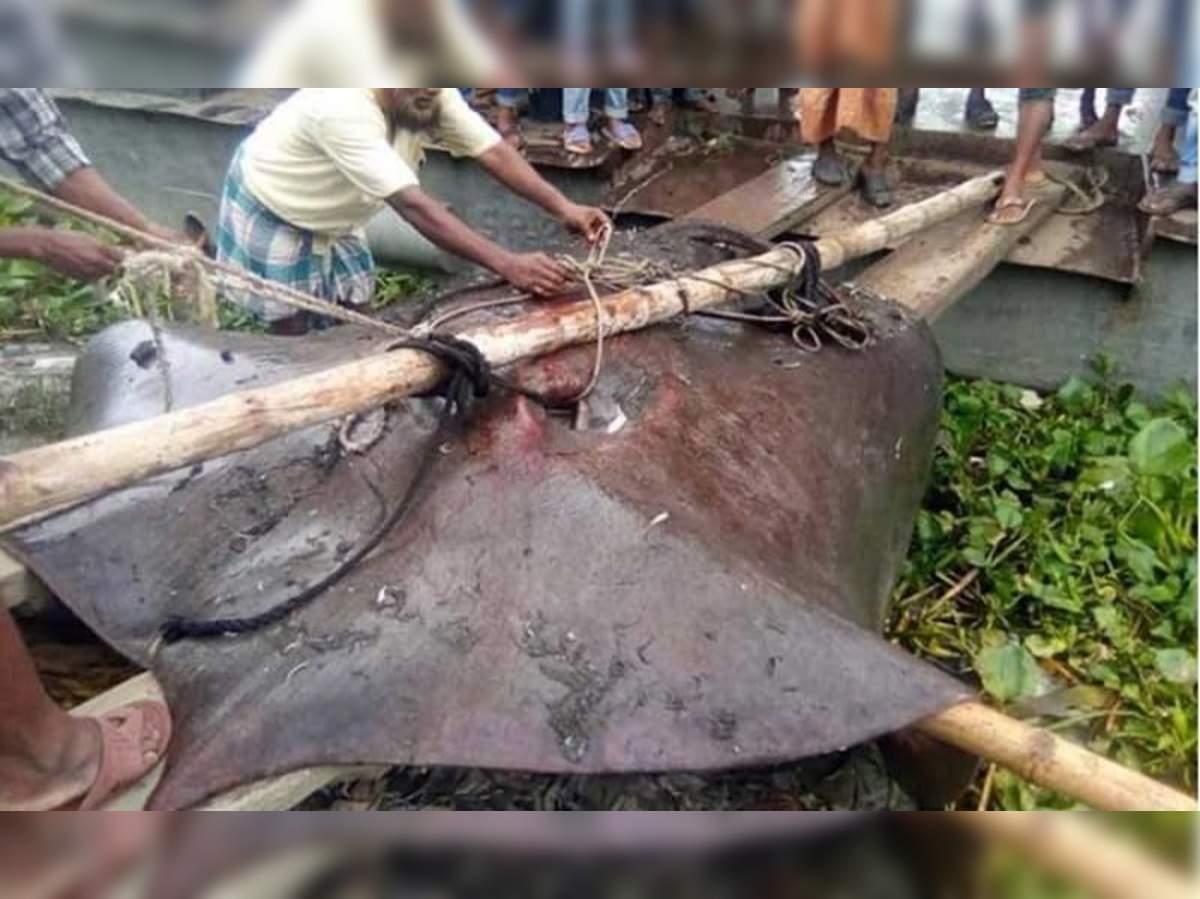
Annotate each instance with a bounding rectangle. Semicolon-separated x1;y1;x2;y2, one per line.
7;224;972;809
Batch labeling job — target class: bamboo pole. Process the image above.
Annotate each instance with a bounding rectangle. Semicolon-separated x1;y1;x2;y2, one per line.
918;702;1196;811
959;812;1196;899
0;171;1005;531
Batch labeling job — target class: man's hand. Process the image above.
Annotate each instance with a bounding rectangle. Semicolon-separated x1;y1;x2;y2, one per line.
560;204;611;245
33;230;125;281
500;252;571;297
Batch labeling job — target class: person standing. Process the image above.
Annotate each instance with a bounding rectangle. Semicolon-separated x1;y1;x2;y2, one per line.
799;88;898;208
562;89;643;156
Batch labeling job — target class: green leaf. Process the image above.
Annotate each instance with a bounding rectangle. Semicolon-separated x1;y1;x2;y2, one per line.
1154;650;1197;685
1024;634;1067;658
1115;540;1160;584
976;643;1044;703
1129;419;1193;477
1056;377;1093;411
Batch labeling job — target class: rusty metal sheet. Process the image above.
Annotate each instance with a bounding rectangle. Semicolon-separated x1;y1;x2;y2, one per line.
605;138;784;219
683;156;853;239
9;230;969;809
801;153;1145;285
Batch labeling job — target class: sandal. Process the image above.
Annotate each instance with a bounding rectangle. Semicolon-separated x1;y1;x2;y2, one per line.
1139;182;1198;217
71;701;172;810
603;119;644;151
813;153;851;187
965;97;1000;131
563;124;593;156
987;196;1037;226
859;171;894;208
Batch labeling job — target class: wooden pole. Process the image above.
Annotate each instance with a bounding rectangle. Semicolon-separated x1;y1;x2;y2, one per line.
918;702;1196;811
959;812;1195;899
0;171;1005;531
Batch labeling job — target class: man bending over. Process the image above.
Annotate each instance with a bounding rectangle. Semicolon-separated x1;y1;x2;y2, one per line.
218;88;610;333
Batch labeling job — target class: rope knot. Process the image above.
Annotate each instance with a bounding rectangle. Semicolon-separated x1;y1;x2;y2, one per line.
386;334;491;416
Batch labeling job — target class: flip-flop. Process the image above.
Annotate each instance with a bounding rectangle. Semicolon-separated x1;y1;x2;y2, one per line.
987;197;1037;226
813;154;851;187
1138;183;1199;217
964;98;999;130
603;120;644;151
563;125;593;156
72;701;172;810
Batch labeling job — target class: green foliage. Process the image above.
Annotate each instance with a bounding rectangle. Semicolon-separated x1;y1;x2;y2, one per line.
891;371;1198;809
0;196;434;339
373;268;435;310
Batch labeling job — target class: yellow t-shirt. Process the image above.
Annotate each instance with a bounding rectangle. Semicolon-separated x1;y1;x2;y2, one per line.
240;88;500;235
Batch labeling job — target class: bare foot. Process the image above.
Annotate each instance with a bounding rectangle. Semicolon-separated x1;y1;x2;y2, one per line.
649;102;670;127
0;713;101;811
1151;126;1180;174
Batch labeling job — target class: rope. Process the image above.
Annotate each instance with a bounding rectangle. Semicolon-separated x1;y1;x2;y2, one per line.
159;334;491;643
0;174;408;336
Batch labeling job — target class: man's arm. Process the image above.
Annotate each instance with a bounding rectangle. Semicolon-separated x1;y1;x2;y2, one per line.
475;142;611;243
0;89;181;242
388;186;569;296
0;226;124;280
52;167;175;241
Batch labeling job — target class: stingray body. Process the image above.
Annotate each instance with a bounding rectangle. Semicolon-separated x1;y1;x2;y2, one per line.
9;249;970;809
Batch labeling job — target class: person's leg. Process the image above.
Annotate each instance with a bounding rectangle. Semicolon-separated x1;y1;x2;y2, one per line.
991;89;1055;224
964;87;999;130
1150;90;1190;173
562;88;594;154
1180;109;1197;185
1140;109;1198;214
496;88;525;146
649;87;673;125
562;87;592;126
602;88;642;150
1067;87;1133;148
0;605;101;810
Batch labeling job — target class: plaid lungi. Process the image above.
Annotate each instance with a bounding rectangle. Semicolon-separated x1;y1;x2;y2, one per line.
216;146;375;323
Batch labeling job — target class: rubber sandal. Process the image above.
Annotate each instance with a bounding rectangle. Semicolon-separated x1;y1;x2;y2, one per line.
603;120;643;151
563;124;593;156
965;98;999;131
987;197;1036;226
1138;183;1199;217
813;154;850;187
73;701;172;810
859;171;894;209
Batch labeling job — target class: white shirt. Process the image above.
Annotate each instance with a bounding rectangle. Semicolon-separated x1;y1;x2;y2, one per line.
239;0;501;87
240;88;500;235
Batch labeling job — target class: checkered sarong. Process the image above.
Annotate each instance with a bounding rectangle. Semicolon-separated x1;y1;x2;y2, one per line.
216;146;375;323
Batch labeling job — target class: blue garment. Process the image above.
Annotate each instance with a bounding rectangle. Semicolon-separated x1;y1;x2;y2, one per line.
1163;88;1191;127
563;89;629;124
1180;108;1197;186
